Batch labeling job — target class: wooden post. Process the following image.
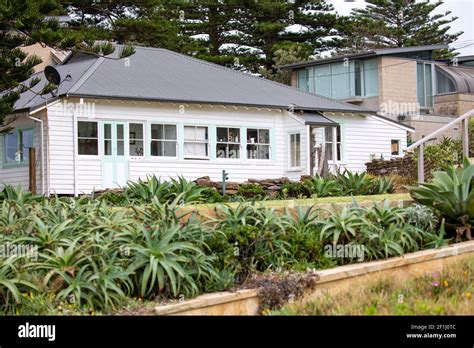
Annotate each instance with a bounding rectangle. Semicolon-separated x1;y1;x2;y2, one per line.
418;144;424;183
28;147;36;194
462;118;469;159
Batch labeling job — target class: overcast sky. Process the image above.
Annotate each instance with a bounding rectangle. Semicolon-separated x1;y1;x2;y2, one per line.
328;0;474;56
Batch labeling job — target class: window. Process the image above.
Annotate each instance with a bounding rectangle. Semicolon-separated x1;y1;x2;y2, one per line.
324;126;342;162
296;69;309;92
3;129;33;163
78;121;98;155
151;124;177;157
184;125;209;158
247;128;270;160
391;140;400;156
129;123;144;156
436;70;456;95
312;59;379;100
417;62;433;107
216;127;240;159
289;133;301;168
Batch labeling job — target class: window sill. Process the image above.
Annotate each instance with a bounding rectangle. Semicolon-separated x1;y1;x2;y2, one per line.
2;162;29;168
184;156;210;160
287;167;303;172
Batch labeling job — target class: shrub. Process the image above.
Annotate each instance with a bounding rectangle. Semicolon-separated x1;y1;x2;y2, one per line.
403;204;439;233
409;158;474;240
419;136;463;172
236;183;267;199
280;182;310;199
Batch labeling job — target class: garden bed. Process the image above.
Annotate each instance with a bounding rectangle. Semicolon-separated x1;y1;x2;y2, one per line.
153;240;474;315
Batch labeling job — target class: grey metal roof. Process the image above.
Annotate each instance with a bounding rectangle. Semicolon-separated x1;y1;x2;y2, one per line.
297;112;337;126
435;62;474;94
13;46;368;114
280;44;448;70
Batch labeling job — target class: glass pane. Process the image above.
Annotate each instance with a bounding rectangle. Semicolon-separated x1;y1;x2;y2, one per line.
151;140;161;156
78;139;98;155
331;62;351;99
5;132;18;162
247;144;257;159
22;130;33;148
184;126;196;141
196;126;207;141
337;144;341;161
259;129;269;144
297;69;309;92
217;128;228;142
130;140;144;156
325;127;333;142
247;129;258;143
336;126;341;142
130;123;143;140
163;141;176;157
151;124;163;140
425;64;433;107
325;144;333;161
117;140;124;156
228;144;240;159
363;59;379;97
78;122;97;138
417;63;425;106
314;65;331;98
216;143;227;158
391;140;400;156
164;125;176;140
117;124;124;140
229;128;240;143
104;139;112;156
184;142;195;156
257;145;270;159
104;124;111;139
354;61;362;96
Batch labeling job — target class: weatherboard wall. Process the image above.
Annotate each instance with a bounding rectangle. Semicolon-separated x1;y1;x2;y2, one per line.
45;100;308;195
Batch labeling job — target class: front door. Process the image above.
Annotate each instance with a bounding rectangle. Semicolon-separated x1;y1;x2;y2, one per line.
102;121;129;188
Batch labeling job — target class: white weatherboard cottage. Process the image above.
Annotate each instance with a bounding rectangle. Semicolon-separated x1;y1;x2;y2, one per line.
0;46;413;195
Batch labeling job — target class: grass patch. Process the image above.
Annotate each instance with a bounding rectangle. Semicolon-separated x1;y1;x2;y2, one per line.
273;256;474;315
187;193;412;210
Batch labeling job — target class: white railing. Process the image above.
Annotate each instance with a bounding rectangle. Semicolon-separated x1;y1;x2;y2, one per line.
406;109;474;182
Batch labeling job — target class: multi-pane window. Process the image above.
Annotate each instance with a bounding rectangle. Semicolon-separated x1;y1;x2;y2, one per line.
3;129;33;163
289;133;301;168
129;123;144;156
151;124;177;157
310;59;379;99
324;126;342;162
216;127;240;159
391;140;400;156
247;128;270;160
78;121;98;155
184;125;209;158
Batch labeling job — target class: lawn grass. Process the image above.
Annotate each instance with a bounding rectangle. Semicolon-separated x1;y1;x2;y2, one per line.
273;256;474;315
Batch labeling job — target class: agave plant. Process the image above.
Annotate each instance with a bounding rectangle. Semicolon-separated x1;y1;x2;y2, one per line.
125;175;172;203
0;256;37;306
304;175;340;197
408;158;474;240
336;170;371;196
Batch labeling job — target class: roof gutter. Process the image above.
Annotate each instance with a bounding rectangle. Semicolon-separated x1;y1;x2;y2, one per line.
65;93;367;115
